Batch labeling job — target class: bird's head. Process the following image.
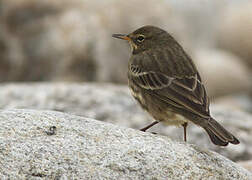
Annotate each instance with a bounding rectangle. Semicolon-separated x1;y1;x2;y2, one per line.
112;25;169;54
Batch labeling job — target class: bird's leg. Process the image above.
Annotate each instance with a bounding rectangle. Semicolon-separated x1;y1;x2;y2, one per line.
182;122;188;142
140;121;159;132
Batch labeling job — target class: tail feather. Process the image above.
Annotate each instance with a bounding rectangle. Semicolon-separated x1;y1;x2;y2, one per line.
203;118;240;146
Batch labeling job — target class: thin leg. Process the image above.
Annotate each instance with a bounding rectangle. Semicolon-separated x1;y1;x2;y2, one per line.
182;122;188;142
140;121;159;132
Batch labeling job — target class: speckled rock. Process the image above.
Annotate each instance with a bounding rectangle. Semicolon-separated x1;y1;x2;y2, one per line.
0;83;251;162
0;109;251;179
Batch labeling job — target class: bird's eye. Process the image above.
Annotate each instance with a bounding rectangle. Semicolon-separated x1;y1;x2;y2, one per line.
136;35;145;43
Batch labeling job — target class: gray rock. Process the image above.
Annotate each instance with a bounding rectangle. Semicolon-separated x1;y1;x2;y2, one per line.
0;109;251;179
0;83;252;162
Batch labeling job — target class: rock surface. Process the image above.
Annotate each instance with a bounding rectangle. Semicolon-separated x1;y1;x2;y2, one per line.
0;83;252;162
0;109;251;179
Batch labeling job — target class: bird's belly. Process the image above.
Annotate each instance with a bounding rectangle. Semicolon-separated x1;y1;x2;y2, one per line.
161;112;188;126
129;83;188;126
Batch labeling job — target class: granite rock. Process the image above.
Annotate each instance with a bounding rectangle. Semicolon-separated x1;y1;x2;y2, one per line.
0;109;251;179
0;83;251;162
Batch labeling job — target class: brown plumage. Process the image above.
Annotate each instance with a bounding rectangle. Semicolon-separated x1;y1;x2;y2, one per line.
112;25;239;146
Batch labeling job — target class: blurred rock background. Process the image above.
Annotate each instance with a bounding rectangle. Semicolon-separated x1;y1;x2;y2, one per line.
0;0;251;94
0;0;252;168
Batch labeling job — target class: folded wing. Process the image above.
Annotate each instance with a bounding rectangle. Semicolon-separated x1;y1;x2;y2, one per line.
130;64;210;118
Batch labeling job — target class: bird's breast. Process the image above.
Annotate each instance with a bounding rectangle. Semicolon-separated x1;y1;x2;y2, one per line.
128;79;149;112
128;76;188;126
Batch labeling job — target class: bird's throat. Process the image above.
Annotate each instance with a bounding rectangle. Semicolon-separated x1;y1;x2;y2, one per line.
129;41;138;53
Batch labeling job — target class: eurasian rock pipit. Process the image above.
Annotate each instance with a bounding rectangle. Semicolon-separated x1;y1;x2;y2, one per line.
112;25;239;146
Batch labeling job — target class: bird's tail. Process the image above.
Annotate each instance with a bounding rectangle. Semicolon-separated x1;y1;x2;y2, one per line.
203;118;240;146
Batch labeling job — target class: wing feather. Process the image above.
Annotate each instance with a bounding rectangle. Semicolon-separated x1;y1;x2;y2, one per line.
129;64;210;118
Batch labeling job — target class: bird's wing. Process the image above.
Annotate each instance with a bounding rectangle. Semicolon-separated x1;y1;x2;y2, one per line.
129;64;210;118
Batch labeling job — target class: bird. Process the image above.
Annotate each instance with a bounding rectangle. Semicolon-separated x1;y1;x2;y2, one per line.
112;25;240;146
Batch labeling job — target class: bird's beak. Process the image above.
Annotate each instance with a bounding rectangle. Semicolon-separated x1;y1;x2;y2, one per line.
112;34;130;41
